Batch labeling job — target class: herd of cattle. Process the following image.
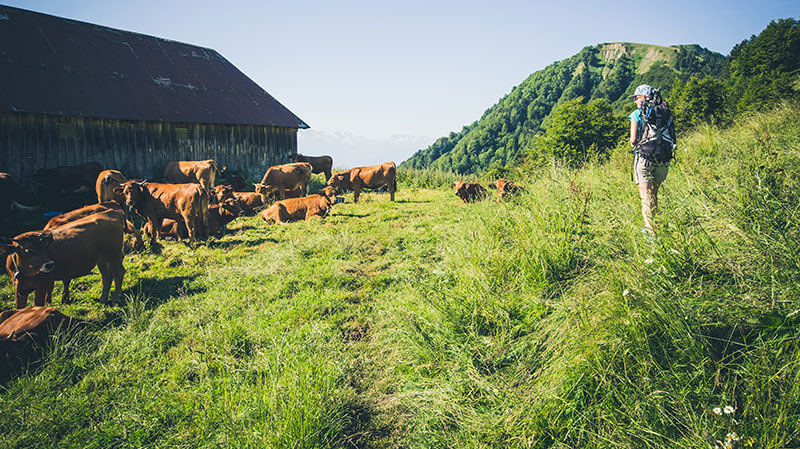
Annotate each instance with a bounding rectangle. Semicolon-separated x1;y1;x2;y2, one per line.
0;155;520;361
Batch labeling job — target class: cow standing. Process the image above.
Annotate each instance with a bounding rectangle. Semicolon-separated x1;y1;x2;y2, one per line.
255;162;313;200
4;209;127;308
327;161;396;203
163;160;219;191
117;181;209;247
260;187;337;225
34;161;103;195
293;154;333;181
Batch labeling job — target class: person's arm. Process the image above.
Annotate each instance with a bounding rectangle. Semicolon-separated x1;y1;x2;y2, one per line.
629;120;638;147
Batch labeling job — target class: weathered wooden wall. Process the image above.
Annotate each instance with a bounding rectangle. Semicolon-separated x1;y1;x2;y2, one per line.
0;112;297;186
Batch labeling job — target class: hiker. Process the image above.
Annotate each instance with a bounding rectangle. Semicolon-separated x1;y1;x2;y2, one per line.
629;84;674;235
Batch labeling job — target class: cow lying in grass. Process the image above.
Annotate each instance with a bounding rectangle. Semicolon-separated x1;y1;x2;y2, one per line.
488;178;522;202
260;187;337;225
452;181;488;203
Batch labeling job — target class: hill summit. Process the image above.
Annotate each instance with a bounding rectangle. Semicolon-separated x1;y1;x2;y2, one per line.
401;42;723;174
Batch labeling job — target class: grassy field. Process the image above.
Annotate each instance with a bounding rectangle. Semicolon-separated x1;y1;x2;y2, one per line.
1;104;799;448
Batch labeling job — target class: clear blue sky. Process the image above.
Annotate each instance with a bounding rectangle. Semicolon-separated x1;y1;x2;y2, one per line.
4;0;798;140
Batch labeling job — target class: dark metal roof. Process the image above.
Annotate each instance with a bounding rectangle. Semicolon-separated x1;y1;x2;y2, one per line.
0;5;309;128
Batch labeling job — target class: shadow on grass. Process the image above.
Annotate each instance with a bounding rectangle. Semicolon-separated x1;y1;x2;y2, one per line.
394;199;431;204
333;213;371;219
207;237;277;249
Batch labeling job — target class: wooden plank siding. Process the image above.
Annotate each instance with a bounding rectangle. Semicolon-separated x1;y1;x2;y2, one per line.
0;112;297;187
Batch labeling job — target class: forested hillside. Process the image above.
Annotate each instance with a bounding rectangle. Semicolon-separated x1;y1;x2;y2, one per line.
402;18;799;174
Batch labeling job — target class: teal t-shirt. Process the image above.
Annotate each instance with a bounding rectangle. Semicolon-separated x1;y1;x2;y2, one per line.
628;109;643;127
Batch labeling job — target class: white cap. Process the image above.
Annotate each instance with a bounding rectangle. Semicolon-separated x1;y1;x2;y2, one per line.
630;84;653;98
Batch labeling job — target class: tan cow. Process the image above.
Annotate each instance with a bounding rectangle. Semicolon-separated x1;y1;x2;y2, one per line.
260;187;337;225
116;181;209;247
95;169;127;204
452;181;488;203
255;162;312;200
163;160;219;191
488;178;522;202
327;162;396;203
4;209;127;307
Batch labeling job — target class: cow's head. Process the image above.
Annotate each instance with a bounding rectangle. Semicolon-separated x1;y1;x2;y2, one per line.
327;172;350;189
320;186;337;204
214;185;236;203
253;182;275;197
5;231;55;279
115;180;147;210
451;181;468;199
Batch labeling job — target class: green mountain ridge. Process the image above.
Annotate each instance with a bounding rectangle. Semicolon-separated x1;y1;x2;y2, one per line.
401;42;724;174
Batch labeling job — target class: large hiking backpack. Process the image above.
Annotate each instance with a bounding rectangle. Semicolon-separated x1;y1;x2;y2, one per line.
635;88;676;163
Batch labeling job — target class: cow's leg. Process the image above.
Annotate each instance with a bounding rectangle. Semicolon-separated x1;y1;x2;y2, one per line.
353;186;361;203
97;261;112;304
147;218;159;246
15;285;30;309
390;183;396;201
60;279;72;304
111;258;125;304
182;214;197;248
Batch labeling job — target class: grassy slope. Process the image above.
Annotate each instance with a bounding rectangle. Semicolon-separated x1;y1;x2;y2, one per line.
1;104;799;448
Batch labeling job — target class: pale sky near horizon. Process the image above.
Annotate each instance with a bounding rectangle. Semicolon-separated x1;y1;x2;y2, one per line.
3;1;798;141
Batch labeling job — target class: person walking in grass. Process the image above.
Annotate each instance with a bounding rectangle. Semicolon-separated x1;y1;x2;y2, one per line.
629;84;671;236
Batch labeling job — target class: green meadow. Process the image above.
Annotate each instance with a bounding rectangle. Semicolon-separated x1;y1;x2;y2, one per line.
1;104;799;448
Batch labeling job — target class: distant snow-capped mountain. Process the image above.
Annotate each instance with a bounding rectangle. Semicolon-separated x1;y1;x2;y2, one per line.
297;130;434;169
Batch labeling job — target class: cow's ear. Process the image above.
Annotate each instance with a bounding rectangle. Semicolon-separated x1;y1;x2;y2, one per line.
450;183;456;189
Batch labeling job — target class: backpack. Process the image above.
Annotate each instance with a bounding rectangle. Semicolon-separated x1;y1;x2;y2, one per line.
634;88;676;163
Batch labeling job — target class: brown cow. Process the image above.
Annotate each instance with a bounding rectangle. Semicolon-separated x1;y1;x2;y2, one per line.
255;162;313;200
260;187;337;225
327;161;396;203
95;169;127;204
145;199;240;239
452;181;488;203
232;192;264;216
163;160;219;191
293;154;333;180
4;209;127;308
116;181;209;247
0;306;77;360
488;179;522;202
44;202;143;251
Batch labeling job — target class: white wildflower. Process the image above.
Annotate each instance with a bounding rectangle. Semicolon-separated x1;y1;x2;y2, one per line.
713;407;722;415
622;289;630;296
724;405;735;415
644;258;654;264
727;432;740;442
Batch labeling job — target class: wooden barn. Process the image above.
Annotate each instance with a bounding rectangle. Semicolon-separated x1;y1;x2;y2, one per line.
0;5;308;185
